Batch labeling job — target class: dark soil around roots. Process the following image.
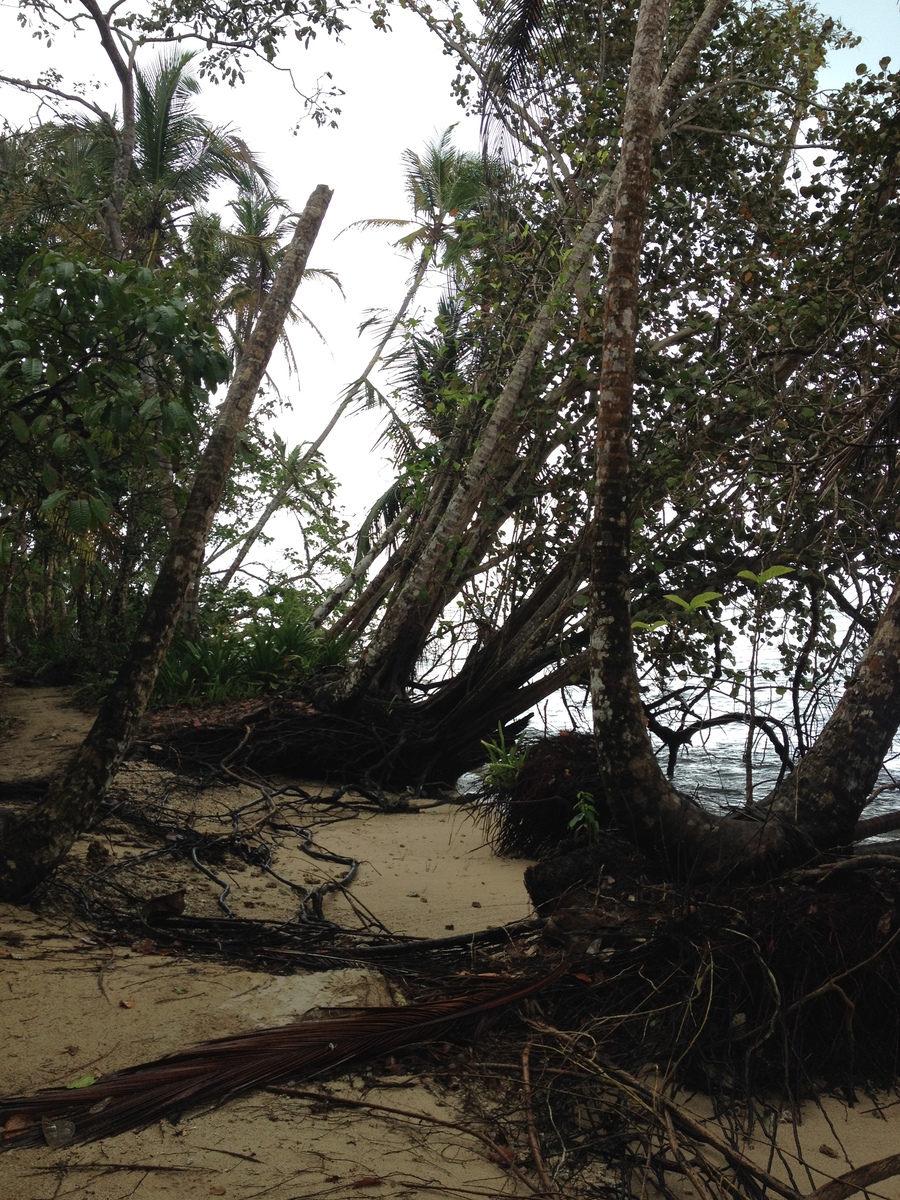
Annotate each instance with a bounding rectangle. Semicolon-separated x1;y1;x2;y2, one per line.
465;732;900;1097
522;834;900;1099
479;730;608;856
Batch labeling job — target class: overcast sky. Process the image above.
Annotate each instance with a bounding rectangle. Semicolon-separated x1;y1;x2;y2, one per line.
2;1;899;546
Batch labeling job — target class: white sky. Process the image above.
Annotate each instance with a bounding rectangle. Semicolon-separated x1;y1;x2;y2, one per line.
2;0;899;553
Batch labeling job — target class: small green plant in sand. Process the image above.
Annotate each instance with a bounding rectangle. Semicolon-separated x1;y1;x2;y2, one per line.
568;790;601;842
480;723;531;790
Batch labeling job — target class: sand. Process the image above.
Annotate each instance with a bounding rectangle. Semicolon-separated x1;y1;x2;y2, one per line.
1;679;899;1200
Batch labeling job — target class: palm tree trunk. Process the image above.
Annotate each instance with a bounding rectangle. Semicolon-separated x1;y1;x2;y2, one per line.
0;185;332;902
330;0;733;704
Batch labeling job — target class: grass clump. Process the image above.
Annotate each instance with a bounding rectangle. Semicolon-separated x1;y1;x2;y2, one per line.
152;610;349;707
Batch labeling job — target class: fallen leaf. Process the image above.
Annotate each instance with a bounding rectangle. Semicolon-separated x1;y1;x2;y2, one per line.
210;1188;227;1196
140;888;186;923
119;999;136;1009
351;1177;385;1188
819;1144;839;1159
67;1073;98;1089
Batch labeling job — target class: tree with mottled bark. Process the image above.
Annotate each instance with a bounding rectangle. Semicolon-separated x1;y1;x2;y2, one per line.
587;0;900;881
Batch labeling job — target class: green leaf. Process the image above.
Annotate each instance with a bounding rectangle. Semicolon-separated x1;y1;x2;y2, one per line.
688;591;723;610
42;463;60;493
161;401;189;435
737;569;760;584
664;594;691;610
88;495;110;525
110;401;133;434
21;357;43;384
66;1073;97;1089
138;395;161;421
757;565;794;583
40;489;67;515
9;412;29;443
68;497;92;535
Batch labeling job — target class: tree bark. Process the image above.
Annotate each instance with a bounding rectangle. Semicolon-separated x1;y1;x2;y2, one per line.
80;0;135;257
586;5;900;880
0;185;332;902
766;577;900;845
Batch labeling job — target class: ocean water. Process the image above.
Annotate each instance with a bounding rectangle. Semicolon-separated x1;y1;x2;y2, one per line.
467;693;900;843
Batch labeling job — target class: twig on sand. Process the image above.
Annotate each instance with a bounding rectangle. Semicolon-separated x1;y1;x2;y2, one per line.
267;1085;548;1195
521;1040;559;1195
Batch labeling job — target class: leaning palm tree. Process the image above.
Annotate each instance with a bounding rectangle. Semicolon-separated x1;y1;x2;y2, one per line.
343;125;493;408
215;130;497;593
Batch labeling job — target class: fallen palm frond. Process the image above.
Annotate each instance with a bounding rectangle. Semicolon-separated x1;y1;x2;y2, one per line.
0;965;564;1150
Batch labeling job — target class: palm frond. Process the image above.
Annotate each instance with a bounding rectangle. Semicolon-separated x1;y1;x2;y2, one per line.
339;217;413;236
133;49;275;212
355;477;412;561
390;291;475;440
480;0;573;98
478;0;586;163
0;968;564;1149
291;304;330;347
301;266;345;297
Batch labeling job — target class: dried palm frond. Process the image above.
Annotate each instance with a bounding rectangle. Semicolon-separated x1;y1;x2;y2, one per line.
0;966;564;1150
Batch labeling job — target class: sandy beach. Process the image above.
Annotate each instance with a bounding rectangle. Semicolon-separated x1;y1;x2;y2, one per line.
2;681;899;1200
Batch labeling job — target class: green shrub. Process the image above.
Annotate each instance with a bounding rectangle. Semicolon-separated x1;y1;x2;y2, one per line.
150;609;350;707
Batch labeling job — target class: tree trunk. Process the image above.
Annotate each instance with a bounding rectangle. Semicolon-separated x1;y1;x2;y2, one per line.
0;185;332;902
327;0;733;705
586;1;900;882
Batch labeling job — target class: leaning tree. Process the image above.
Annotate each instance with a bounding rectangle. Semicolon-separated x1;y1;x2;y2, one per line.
296;0;900;784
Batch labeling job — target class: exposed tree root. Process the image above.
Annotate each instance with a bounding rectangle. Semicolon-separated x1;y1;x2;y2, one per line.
479;732;900;860
138;689;531;786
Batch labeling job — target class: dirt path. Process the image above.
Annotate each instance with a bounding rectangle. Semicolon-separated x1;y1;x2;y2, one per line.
0;678;94;784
